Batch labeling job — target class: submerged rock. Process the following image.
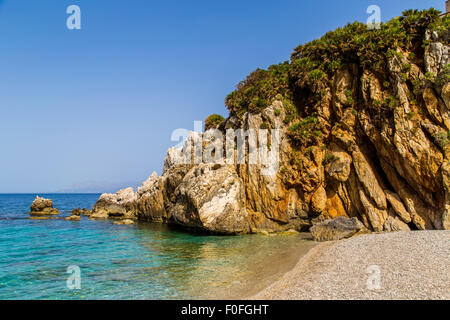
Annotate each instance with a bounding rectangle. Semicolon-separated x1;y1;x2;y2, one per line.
29;216;62;220
113;219;135;225
65;215;81;221
310;217;369;241
71;208;91;217
65;208;92;221
29;196;61;216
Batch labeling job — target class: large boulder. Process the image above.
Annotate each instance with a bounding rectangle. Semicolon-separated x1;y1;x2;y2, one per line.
29;196;60;216
137;172;167;222
169;163;251;234
90;188;138;219
310;217;369;241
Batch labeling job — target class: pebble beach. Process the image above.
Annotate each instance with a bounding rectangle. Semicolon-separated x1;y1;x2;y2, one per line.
252;231;450;300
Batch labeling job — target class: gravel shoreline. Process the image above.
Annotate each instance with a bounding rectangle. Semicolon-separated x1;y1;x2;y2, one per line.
251;231;450;300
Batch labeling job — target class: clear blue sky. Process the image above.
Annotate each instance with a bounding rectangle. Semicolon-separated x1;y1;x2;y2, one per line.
0;0;445;193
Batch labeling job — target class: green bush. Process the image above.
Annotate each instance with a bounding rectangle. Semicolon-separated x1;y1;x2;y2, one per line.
425;72;436;82
406;111;415;120
323;152;340;165
225;62;290;117
282;98;298;124
435;64;450;87
344;89;354;106
287;114;322;146
435;131;450;148
205;114;225;130
309;69;325;80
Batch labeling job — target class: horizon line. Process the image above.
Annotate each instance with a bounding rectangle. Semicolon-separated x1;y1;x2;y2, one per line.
0;192;103;195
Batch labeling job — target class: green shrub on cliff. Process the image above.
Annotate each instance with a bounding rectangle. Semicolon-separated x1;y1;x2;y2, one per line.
282;97;298;124
435;130;450;148
287;114;323;147
225;62;290;117
205;114;225;130
323;152;340;165
425;10;449;39
291;8;441;75
435;64;450;87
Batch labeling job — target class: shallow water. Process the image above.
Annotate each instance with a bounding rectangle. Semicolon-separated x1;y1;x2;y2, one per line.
0;194;315;300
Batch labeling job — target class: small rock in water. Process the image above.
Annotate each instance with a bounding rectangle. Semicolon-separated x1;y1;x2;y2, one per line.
65;215;81;221
29;196;61;216
71;208;82;216
114;219;135;225
71;208;91;217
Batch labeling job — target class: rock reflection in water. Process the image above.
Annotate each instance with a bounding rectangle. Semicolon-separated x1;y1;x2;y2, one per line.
134;222;315;299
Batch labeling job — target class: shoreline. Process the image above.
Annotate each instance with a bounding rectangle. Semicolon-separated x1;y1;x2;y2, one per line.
199;233;318;300
227;235;317;300
251;231;450;300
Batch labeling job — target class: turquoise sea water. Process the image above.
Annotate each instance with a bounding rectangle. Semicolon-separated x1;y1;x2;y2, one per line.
0;194;314;300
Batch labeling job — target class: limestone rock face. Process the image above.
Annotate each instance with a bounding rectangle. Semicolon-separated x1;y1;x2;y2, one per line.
425;31;448;76
91;188;137;219
169;164;250;234
310;186;327;214
310;217;368;241
131;103;306;234
30;196;60;216
137;172;167;222
91;23;449;234
385;191;412;224
383;210;411;232
442;160;450;230
325;147;352;182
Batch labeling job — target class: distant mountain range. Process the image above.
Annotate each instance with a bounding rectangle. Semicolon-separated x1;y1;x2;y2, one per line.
55;180;142;194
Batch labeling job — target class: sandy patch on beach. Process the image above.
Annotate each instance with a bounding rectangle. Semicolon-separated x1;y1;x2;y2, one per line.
252;231;450;300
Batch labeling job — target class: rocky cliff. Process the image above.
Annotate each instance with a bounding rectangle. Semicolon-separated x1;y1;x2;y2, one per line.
91;10;450;234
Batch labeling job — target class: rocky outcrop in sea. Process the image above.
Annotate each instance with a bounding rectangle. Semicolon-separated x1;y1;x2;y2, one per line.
29;196;61;216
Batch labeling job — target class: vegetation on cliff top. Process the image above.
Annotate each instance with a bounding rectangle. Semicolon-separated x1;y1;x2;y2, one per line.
205;114;225;130
224;8;448;125
225;62;291;118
